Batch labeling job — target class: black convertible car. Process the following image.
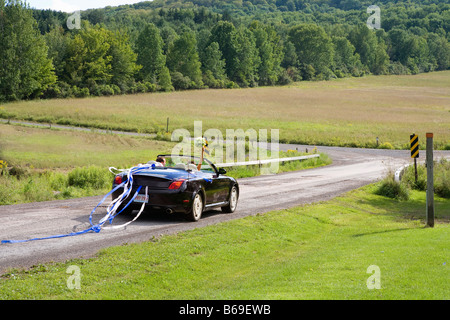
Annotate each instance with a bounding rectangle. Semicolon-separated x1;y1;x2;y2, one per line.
111;155;239;221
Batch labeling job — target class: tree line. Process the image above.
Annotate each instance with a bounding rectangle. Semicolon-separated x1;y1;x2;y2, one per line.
0;0;449;102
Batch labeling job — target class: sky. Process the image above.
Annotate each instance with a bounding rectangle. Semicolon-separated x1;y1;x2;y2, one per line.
25;0;148;12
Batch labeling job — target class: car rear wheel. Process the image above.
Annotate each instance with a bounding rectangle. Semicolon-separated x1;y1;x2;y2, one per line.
187;193;203;221
222;185;238;213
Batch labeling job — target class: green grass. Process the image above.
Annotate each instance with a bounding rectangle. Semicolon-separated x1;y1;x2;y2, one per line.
402;158;450;198
1;184;448;300
0;123;174;170
1;71;449;149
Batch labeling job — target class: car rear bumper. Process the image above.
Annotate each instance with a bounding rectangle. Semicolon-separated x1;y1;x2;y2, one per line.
112;187;193;214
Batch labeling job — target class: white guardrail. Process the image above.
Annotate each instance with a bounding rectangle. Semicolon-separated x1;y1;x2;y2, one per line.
215;154;320;168
394;164;410;182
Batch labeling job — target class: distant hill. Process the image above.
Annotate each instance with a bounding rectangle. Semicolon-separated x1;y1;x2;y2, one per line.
1;0;448;102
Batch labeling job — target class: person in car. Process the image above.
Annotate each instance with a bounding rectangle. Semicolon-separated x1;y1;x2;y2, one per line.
155;156;166;167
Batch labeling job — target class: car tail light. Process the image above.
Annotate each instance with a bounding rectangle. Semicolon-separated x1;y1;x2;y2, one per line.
168;179;186;190
114;175;123;185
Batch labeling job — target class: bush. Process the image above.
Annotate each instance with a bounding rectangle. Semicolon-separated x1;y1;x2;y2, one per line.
375;175;409;201
402;164;427;191
277;69;293;85
202;71;226;89
286;66;302;82
388;61;411;75
378;142;395;150
73;86;90;98
334;69;345;78
144;81;157;92
171;72;192;90
225;80;239;89
402;158;450;198
135;82;148;93
67;166;111;189
57;82;75;98
435;159;450;198
110;84;121;95
8;166;29;178
22;177;54;202
42;84;61;99
100;85;115;96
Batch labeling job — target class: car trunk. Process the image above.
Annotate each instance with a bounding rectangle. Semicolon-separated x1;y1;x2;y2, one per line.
132;174;173;190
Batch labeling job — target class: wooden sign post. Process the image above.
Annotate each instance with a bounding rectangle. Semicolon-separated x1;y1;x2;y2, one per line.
426;133;434;228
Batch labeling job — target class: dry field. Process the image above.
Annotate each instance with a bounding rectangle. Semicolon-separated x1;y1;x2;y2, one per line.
1;71;449;149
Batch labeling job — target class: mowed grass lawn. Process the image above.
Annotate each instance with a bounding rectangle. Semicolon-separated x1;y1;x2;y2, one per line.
1;185;448;300
1;72;449;149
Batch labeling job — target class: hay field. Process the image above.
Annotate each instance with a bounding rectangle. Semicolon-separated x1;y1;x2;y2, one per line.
1;71;449;149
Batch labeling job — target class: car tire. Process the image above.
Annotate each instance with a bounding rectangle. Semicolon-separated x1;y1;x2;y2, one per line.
187;193;203;222
222;185;238;213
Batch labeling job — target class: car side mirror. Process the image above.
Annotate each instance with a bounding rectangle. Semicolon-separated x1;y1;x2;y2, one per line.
218;168;227;175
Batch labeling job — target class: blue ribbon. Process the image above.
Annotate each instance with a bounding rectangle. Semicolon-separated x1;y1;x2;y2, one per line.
89;181;126;227
1;164;152;245
1;225;102;244
108;186;142;224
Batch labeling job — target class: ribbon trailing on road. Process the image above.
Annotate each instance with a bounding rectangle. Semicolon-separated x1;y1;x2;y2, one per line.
1;164;153;244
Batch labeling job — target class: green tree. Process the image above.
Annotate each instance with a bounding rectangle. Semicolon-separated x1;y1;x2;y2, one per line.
387;29;434;74
209;21;240;82
78;24;113;84
44;26;68;81
63;33;88;86
332;36;365;77
387;29;413;65
136;23;173;91
251;22;284;85
58;23;114;88
0;0;56;101
427;33;450;71
201;41;227;88
288;24;334;79
107;30;141;90
234;26;260;87
281;40;297;68
166;31;203;89
348;24;389;75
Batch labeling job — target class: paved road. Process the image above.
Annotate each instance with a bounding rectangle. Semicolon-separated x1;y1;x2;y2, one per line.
1;144;448;274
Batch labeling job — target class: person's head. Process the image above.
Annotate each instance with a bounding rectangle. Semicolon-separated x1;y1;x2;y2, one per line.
156;156;165;166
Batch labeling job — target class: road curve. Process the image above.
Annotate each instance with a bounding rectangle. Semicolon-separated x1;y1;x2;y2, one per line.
1;145;448;274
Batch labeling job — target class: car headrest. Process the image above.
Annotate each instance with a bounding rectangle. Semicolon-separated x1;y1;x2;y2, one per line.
187;164;198;171
174;163;186;170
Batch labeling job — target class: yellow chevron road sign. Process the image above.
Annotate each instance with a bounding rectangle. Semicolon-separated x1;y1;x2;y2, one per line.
410;134;419;158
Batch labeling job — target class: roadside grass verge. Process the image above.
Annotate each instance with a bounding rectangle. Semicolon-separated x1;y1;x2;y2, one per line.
1;184;448;300
402;158;450;199
376;158;450;201
1;72;449;150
